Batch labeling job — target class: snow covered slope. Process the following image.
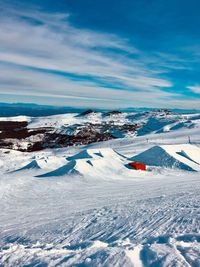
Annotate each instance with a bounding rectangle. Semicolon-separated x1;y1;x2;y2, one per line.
1;109;200;152
131;144;200;171
0;111;200;266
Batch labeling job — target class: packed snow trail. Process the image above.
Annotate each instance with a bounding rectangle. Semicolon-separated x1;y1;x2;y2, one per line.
0;170;200;266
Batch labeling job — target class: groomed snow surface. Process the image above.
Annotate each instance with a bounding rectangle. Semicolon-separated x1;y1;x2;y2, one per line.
0;120;200;266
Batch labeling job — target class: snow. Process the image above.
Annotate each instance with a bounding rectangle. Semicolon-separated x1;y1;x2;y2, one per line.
37;148;129;178
12;156;68;174
131;144;200;171
125;244;143;267
0;112;200;266
0;115;30;122
27;112;130;129
67;148;107;160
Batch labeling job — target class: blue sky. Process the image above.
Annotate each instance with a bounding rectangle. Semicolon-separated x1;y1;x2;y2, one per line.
0;0;200;109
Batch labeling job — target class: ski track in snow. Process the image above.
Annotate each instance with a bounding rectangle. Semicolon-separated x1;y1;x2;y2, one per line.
0;113;200;266
1;170;200;266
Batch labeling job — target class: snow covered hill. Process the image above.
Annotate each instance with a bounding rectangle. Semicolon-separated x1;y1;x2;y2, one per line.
0;109;199;152
0;110;200;266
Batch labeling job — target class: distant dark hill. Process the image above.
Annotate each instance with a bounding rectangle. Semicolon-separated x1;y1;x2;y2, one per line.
77;109;97;117
0;103;199;117
0;103;87;117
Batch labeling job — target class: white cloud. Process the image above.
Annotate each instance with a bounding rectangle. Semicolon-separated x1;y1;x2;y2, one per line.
0;3;178;108
187;85;200;94
0;63;175;108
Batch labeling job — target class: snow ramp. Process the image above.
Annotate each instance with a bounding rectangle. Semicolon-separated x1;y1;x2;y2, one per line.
36;159;93;177
36;148;127;178
13;160;41;172
12;156;67;173
131;144;200;171
67;148;124;161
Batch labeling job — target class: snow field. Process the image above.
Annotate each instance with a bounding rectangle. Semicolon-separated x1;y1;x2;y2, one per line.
0;112;200;266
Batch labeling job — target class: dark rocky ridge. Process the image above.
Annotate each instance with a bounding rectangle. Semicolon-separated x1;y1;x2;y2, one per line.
0;119;139;152
77;109;96;117
103;110;122;116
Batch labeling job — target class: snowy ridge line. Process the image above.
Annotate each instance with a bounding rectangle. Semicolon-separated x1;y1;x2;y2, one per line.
0;109;200;152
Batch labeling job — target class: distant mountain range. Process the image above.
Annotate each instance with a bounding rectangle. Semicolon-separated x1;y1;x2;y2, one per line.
0;103;199;117
0;109;199;152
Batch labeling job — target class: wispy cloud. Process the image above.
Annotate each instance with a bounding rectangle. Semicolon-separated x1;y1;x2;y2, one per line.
1;2;196;108
187;85;200;94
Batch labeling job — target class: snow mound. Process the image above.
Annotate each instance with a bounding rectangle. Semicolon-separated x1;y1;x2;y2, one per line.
36;159;92;177
35;156;67;170
131;144;200;171
37;148;127;178
13;156;67;172
14;160;41;171
67;148;124;161
67;150;97;161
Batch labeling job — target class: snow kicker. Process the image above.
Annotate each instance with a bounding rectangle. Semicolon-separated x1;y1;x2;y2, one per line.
131;144;200;171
